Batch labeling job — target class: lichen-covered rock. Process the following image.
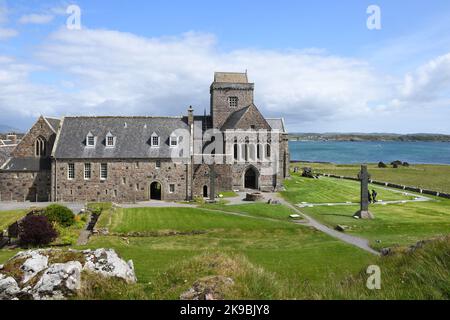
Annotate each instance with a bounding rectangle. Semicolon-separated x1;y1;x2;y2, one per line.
180;276;234;300
0;276;20;300
0;248;137;300
32;261;82;300
83;249;136;284
20;251;49;284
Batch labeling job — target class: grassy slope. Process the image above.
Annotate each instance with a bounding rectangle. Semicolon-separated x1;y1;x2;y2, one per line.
0;210;26;230
281;175;414;204
294;162;450;194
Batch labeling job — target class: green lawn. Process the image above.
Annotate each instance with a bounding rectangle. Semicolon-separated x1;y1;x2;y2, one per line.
293;162;450;194
201;203;298;221
301;199;450;250
281;174;414;204
79;206;375;289
281;173;450;250
0;210;26;230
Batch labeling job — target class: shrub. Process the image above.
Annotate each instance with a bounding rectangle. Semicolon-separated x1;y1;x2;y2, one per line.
44;204;75;227
378;162;387;168
7;221;19;238
19;215;57;247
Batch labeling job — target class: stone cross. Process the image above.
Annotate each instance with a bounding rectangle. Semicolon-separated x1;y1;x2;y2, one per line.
354;164;374;219
209;164;216;202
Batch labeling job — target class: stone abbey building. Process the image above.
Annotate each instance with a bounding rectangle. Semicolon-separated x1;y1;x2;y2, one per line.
0;72;290;203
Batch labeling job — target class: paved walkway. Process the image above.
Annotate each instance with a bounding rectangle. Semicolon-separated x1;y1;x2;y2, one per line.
0;201;85;213
118;201;195;209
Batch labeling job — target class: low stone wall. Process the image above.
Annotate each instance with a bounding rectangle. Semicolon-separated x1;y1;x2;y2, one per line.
318;173;450;199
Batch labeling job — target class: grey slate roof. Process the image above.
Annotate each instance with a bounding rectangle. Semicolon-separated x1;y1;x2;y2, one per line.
1;157;51;171
221;106;251;131
53;117;190;159
266;119;286;133
44;117;61;133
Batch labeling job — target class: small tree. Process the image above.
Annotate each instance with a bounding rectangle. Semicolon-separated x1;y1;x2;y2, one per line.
44;204;75;227
19;215;57;247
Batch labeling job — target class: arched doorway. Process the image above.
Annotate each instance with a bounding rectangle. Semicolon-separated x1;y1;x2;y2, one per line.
150;182;162;200
244;167;258;189
203;185;208;198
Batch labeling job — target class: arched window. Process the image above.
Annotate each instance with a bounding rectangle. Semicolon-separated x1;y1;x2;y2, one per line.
233;138;238;160
257;144;261;160
266;144;271;158
35;137;46;157
244;137;249;162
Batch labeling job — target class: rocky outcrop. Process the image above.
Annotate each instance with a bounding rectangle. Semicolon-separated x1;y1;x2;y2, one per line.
0;248;136;300
180;276;234;300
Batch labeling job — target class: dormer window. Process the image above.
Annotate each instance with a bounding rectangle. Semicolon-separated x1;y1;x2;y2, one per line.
151;133;160;147
228;96;238;108
106;132;115;147
170;134;178;147
86;132;95;147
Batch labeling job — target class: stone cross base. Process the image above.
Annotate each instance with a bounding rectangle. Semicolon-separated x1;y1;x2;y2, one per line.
354;210;374;220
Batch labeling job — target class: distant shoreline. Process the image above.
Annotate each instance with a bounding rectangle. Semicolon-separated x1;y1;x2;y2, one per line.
289;133;450;142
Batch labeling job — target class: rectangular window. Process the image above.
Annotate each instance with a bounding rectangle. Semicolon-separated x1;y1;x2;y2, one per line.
170;136;178;147
169;184;175;193
136;183;139;191
107;136;114;147
152;136;159;147
68;163;75;180
87;136;95;147
122;177;126;184
156;160;161;169
228;97;238;107
84;163;91;180
100;163;108;180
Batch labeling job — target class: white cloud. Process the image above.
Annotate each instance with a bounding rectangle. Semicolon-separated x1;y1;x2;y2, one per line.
0;27;449;133
19;13;54;25
400;53;450;102
0;27;17;39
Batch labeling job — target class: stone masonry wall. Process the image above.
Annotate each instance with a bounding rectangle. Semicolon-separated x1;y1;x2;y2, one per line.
192;164;233;199
0;171;51;202
210;83;254;129
53;160;189;203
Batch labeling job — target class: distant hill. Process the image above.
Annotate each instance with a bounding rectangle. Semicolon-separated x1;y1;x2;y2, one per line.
0;124;21;134
289;133;450;142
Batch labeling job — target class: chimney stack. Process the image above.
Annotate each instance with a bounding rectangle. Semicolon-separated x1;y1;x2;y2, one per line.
188;106;194;126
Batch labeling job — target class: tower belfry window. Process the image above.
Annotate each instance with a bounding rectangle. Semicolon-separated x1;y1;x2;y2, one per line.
228;97;238;108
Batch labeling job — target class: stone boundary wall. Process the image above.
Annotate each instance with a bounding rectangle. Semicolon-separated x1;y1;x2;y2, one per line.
318;173;450;199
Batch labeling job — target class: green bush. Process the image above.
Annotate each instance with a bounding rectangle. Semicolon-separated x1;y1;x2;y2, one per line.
44;204;75;227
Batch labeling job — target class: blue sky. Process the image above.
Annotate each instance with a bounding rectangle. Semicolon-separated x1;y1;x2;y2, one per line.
1;0;450;133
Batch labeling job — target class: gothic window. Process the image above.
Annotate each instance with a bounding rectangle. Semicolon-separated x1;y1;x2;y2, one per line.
244;137;249;162
35;137;46;157
228;96;238;108
233;138;238;161
266;144;271;158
